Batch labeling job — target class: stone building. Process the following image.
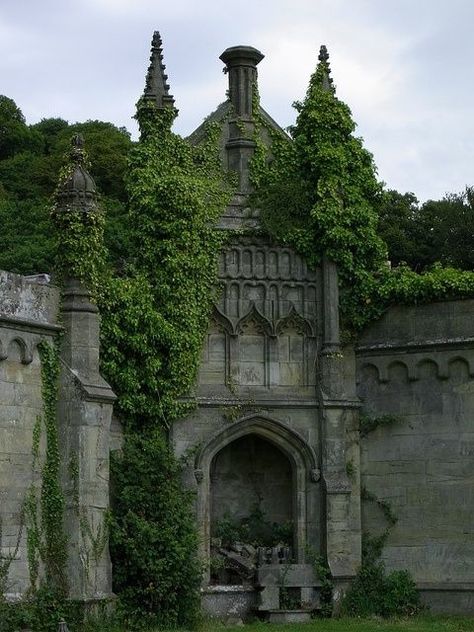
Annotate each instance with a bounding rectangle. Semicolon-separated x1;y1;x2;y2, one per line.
0;33;473;617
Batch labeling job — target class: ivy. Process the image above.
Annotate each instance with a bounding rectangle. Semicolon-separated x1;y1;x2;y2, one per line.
359;413;402;438
50;139;107;297
343;486;421;617
37;340;68;596
305;547;333;617
3;340;71;631
97;97;233;626
110;430;201;629
252;49;474;332
100;98;233;430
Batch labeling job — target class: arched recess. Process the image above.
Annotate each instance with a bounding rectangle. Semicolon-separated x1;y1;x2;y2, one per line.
7;336;33;364
194;413;319;578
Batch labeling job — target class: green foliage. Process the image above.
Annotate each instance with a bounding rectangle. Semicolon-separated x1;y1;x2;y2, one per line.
377;190;422;269
0;97;132;275
343;489;420;618
110;430;201;629
1;342;70;632
213;506;293;548
254;52;386;297
306;548;333;617
379;187;474;272
361;486;398;528
36;340;68;595
253;55;474;332
100;98;233;429
51;145;107;294
343;535;420;618
0;95;42;160
99;98;232;625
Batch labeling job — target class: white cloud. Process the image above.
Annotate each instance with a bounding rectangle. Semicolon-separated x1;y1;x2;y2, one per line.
1;0;474;200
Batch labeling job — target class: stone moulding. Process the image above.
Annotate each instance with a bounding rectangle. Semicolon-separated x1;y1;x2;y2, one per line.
194;412;319;476
193;412;320;575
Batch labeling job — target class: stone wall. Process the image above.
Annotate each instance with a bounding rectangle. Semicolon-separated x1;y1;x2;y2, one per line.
0;271;115;603
356;299;474;612
0;271;60;597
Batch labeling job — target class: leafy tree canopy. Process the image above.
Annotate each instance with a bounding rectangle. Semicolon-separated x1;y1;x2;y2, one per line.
0;97;133;275
378;187;474;272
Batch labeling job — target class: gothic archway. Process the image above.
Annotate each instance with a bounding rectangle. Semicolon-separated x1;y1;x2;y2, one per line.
194;413;319;581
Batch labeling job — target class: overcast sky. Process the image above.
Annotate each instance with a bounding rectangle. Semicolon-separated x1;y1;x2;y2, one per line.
1;0;473;201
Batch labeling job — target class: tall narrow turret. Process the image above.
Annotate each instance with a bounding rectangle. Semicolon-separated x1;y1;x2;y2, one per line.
144;31;176;110
219;45;264;193
220;45;264;118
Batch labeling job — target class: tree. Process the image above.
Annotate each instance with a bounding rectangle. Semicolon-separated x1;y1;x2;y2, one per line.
377;190;421;269
0;101;133;275
378;187;474;272
417;188;474;270
0;96;40;159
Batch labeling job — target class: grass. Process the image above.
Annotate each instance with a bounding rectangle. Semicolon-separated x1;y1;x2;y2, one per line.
213;615;474;632
77;614;474;632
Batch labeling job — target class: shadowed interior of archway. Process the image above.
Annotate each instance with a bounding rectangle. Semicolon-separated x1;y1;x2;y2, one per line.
209;433;294;584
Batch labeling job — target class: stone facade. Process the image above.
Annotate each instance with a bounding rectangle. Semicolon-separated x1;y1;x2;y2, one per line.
173;44;362;617
0;271;61;598
0;34;473;617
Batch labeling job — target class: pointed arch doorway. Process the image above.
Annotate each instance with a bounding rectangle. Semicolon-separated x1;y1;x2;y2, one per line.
194;413;320;582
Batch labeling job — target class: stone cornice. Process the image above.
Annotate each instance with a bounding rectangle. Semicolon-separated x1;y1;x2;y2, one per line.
0;314;62;336
356;337;474;356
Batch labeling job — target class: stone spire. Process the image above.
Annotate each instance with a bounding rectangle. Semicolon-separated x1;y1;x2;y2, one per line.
144;30;176;110
55;134;97;213
318;44;334;92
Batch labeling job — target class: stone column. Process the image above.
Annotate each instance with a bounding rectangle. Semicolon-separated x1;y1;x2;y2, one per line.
59;278;115;602
52;135;116;604
319;257;360;612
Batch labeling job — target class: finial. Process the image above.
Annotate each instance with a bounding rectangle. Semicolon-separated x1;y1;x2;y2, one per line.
70;134;85;163
144;30;176;110
318;45;329;64
219;45;264;118
54;134;97;214
317;44;333;92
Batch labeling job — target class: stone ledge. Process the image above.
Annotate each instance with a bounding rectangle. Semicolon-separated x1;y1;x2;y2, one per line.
417;582;474;591
356;337;474;355
0;315;62;335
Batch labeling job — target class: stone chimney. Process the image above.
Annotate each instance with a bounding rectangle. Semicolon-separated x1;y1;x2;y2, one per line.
220;45;264;193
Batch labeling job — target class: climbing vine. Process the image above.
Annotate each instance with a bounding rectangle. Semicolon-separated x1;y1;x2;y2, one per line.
252;48;474;332
36;340;68;595
51;136;107;297
98;97;234;626
100;98;233;430
343;486;420;617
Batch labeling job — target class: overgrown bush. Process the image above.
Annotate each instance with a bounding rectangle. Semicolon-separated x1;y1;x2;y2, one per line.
343;535;421;617
214;505;293;548
110;430;201;629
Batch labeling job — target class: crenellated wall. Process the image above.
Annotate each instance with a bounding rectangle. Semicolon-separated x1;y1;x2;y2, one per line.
356;300;474;613
0;271;115;604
